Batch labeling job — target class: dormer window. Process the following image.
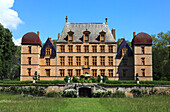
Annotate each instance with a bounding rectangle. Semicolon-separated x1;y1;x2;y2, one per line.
46;47;51;55
122;47;128;56
83;30;90;43
100;31;106;42
68;31;74;42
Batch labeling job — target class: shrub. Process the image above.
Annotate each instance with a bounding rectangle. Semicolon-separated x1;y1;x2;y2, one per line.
149;88;158;95
105;80;136;84
36;80;65;84
64;76;69;83
102;75;108;83
112;91;126;98
97;75;101;83
46;91;61;97
92;90;112;97
62;89;77;97
130;89;148;97
72;76;78;83
90;77;97;83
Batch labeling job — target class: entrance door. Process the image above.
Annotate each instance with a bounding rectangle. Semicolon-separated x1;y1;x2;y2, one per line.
79;88;91;97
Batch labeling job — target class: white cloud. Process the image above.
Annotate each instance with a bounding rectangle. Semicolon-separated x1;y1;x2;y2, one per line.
0;0;23;29
12;37;21;46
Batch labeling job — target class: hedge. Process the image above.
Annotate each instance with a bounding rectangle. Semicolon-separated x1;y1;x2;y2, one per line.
99;83;155;87
36;80;65;84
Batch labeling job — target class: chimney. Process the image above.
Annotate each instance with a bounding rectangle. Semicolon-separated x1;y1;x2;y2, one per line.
133;32;136;38
49;38;53;45
65;16;68;23
105;18;108;25
58;33;60;39
112;29;116;40
37;31;39;37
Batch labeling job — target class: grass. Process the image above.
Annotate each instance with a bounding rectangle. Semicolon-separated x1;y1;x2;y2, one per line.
0;93;169;112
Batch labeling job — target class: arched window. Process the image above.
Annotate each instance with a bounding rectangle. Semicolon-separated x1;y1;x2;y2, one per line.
46;47;51;55
83;30;90;42
122;47;128;56
68;31;74;42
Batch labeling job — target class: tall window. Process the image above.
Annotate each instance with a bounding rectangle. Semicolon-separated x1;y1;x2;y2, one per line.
141;69;145;76
68;45;73;52
46;69;50;76
27;68;31;76
108;46;113;53
101;34;105;42
60;45;65;52
76;69;81;76
68;69;73;77
60;69;65;77
92;46;97;53
84;45;89;53
28;57;31;65
100;56;105;66
76;45;81;52
123;59;128;66
60;56;65;65
28;46;31;54
92;56;97;66
100;69;105;76
108;69;113;77
123;69;127;77
92;69;97;77
108;56;113;66
142;47;145;54
85;33;89;42
141;58;145;65
84;57;89;66
46;58;50;66
100;46;105;53
68;56;73;66
76;56;81;66
46;47;51;55
69;33;73;42
122;47;128;56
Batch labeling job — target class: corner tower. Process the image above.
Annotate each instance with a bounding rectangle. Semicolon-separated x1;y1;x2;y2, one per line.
20;32;41;81
132;32;153;81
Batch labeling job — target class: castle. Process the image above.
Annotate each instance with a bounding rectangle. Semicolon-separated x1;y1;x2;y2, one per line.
20;17;153;81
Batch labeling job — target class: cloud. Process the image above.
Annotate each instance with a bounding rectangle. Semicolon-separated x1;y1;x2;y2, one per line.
12;37;21;46
0;0;23;29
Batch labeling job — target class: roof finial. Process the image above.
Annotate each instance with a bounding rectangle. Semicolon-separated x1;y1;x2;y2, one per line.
66;16;68;23
105;18;108;25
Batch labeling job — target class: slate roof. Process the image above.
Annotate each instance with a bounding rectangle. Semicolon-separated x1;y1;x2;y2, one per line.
40;38;56;57
117;39;133;56
57;23;115;43
21;32;41;45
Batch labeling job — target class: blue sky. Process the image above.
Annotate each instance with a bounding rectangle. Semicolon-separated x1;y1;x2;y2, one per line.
0;0;170;45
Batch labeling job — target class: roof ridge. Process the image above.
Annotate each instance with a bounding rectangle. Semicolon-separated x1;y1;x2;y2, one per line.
70;23;104;24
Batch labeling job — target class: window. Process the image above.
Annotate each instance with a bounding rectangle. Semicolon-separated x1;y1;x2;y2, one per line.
92;69;97;77
108;69;113;77
76;69;81;76
100;69;105;76
46;69;50;76
84;45;89;53
92;46;97;53
123;59;128;66
108;46;113;53
28;46;31;54
142;47;144;54
68;56;73;66
68;45;73;52
46;47;51;55
100;56;105;66
68;69;73;77
100;46;105;53
46;58;50;66
60;56;65;65
92;56;97;66
84;57;89;66
101;34;105;42
141;58;145;65
122;47;128;56
69;33;73;42
60;45;65;52
141;69;145;77
60;69;65;77
76;45;81;52
123;69;127;77
28;57;31;65
76;56;81;66
108;56;113;66
85;33;89;42
27;68;31;76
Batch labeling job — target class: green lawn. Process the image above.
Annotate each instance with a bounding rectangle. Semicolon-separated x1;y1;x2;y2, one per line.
0;93;169;112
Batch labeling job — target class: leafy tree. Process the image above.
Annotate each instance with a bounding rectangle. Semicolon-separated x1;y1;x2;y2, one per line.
117;38;132;49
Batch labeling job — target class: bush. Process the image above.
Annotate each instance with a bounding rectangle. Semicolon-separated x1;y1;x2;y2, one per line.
62;89;77;97
46;91;61;97
72;76;78;83
64;76;69;83
106;80;136;84
112;91;126;98
36;80;65;84
92;90;112;97
90;77;97;83
130;89;148;97
102;75;108;83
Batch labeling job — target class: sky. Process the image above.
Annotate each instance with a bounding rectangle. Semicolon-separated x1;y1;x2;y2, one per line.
0;0;170;45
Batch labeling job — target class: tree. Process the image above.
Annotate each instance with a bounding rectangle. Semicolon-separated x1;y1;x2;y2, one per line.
0;23;16;80
152;31;170;80
117;38;132;49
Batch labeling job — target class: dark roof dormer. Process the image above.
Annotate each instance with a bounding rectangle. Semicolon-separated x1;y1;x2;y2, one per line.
67;30;74;43
40;38;56;57
99;30;106;42
83;29;91;43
